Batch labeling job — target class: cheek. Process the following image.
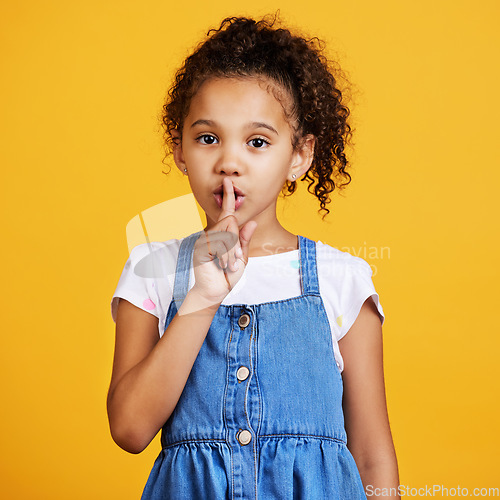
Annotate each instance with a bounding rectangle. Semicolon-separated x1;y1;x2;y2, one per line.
258;146;290;166
183;147;201;163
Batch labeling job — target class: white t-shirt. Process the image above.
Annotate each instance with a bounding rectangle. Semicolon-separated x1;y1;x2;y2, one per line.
110;237;385;373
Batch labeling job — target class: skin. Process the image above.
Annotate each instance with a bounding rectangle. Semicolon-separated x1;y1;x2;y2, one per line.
340;297;400;498
108;75;399;497
172;76;315;258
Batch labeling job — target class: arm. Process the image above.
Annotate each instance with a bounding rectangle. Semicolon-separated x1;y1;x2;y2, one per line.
107;178;258;455
107;289;221;454
339;297;400;499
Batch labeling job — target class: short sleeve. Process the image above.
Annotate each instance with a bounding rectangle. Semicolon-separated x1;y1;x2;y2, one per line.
337;259;385;340
110;240;180;336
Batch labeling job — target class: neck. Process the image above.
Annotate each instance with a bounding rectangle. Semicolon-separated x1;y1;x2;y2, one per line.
204;204;298;257
246;226;298;257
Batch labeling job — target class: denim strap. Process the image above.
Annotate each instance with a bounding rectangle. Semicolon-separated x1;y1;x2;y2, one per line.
172;230;203;312
298;235;320;295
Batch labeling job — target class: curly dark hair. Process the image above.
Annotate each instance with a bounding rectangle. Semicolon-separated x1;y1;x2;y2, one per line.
160;12;354;219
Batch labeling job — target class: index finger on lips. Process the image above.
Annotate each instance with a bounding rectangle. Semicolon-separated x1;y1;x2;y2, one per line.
217;177;236;222
214;178;243;270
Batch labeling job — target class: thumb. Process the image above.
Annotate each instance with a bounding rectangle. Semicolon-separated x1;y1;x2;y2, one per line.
239;220;258;259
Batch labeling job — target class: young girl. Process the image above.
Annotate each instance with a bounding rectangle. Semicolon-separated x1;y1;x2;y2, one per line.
108;14;400;499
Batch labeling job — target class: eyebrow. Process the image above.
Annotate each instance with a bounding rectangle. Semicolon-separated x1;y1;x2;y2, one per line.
190;119;279;136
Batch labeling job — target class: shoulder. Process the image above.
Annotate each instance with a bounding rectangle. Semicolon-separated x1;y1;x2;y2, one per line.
314;239;385;343
128;238;182;260
111;236;186;327
316;240;373;277
126;238;184;279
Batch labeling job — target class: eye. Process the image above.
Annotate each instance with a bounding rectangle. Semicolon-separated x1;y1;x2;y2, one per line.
248;137;270;149
196;134;218;145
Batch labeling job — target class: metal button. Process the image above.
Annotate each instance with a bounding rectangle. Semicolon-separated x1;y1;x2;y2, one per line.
237;366;250;381
238;313;250;329
237;429;252;446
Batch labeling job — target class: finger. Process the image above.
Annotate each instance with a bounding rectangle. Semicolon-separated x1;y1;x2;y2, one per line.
199;232;226;269
217;176;236;221
205;228;238;251
239;220;258;260
228;251;241;272
214;240;229;269
222;266;232;291
205;231;235;269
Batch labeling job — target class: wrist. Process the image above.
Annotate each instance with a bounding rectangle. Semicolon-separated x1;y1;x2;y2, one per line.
180;286;224;316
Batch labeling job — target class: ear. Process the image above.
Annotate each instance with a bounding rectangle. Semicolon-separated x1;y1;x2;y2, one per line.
171;129;187;174
288;134;316;182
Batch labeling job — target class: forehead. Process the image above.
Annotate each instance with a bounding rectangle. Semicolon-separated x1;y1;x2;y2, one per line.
185;76;294;129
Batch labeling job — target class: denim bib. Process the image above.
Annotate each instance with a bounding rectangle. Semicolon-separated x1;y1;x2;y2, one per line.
141;231;367;499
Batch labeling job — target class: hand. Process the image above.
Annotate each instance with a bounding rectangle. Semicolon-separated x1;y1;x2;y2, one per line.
191;177;258;307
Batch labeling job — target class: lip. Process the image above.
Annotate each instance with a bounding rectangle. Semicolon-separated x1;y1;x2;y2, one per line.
213;182;246;210
213;183;245;197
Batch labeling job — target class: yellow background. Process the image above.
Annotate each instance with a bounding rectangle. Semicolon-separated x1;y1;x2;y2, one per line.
1;0;499;498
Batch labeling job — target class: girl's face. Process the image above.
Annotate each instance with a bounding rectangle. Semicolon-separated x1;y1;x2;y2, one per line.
173;76;314;232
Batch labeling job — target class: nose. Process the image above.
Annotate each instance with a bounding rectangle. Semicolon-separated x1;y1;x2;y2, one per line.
215;144;243;176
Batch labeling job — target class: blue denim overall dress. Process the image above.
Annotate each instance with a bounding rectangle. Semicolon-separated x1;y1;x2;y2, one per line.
141;231;367;499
